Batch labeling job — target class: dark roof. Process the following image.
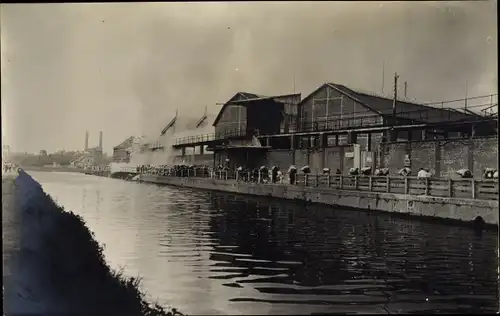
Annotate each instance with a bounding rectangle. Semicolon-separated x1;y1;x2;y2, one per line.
113;136;136;150
230;93;301;104
212;92;301;126
212;92;265;126
326;83;479;123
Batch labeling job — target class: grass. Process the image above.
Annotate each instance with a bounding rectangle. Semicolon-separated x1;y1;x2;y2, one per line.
11;173;184;316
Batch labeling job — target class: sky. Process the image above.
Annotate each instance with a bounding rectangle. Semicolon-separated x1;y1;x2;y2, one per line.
1;1;497;154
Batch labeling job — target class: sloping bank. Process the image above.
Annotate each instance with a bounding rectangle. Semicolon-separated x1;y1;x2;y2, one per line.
2;170;182;316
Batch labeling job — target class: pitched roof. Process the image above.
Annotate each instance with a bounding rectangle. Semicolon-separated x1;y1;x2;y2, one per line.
229;93;301;105
212;92;265;126
300;82;479;123
328;83;428;115
113;136;139;150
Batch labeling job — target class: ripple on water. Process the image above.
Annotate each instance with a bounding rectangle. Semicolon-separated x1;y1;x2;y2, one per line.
29;171;499;315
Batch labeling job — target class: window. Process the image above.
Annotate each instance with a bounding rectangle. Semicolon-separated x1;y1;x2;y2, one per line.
326;97;343;117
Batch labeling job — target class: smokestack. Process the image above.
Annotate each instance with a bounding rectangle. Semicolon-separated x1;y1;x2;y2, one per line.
85;131;89;151
99;131;103;150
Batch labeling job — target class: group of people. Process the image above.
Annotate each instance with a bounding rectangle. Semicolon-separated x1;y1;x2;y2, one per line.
137;164;211;177
3;162;16;173
134;163;499;184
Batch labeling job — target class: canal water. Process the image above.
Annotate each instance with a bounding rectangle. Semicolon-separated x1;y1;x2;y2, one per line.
30;171;498;315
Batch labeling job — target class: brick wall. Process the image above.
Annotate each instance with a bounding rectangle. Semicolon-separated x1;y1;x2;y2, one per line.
440;140;470;178
381;136;498;178
169;137;497;177
474;137;498;175
411;141;437;174
266;150;294;169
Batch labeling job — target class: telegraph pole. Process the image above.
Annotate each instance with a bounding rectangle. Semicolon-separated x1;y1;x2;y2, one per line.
392;73;399;119
404;81;408;99
465;80;468;110
381;61;385;95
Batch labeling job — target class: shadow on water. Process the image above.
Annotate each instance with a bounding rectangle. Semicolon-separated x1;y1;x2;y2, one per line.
28;172;498;315
201;192;498;314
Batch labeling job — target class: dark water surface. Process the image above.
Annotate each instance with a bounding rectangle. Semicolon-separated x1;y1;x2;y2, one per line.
30;171;498;315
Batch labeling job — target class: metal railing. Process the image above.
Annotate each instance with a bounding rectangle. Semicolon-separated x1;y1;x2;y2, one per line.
300;96;498;133
174;128;249;146
171;94;498;146
140;170;498;201
293;174;498;201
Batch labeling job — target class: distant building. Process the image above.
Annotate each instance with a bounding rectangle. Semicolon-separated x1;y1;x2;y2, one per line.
112;136;142;163
70;132;105;168
135;107;217;165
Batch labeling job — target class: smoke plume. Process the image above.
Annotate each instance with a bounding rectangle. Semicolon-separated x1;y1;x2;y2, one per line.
1;2;497;152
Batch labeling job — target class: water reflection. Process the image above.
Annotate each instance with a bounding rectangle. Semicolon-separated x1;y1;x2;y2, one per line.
30;172;498;315
207;194;498;314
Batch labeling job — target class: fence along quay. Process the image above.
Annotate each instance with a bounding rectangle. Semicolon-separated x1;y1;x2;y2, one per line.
138;169;499;225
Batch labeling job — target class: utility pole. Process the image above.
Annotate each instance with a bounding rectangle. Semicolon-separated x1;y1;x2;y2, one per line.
404;81;408;98
464;81;468;110
392;73;399;119
381;62;385;95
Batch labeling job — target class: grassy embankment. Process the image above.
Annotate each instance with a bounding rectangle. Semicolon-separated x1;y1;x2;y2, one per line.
6;171;183;316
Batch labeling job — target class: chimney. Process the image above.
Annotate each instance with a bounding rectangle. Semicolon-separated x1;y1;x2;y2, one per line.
85;131;89;151
99;131;103;150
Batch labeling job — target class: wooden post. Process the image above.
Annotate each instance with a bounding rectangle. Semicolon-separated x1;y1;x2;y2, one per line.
386;176;390;193
471;179;476;199
355;176;359;190
236;171;239;181
305;174;309;186
448;179;453;197
340;175;343;190
327;174;330;187
369;176;373;191
258;172;261;184
225;171;228;181
404;177;408;194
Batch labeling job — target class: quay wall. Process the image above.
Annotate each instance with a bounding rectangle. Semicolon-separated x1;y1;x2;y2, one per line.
139;175;499;225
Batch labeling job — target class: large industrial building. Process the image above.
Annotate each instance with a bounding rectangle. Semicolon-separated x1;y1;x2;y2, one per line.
169;81;497;178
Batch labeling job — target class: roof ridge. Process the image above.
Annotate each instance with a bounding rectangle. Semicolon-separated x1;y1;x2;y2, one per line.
328;82;427;106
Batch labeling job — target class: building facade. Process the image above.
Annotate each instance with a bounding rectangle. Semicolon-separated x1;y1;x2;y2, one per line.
171;82;497;177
